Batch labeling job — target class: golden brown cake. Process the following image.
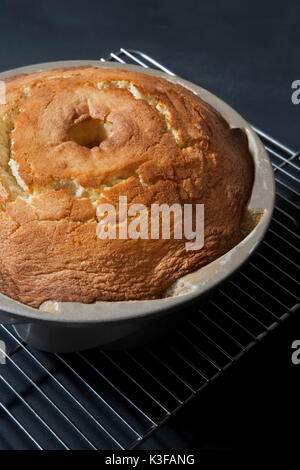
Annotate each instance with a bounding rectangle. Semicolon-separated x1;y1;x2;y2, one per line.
0;66;254;308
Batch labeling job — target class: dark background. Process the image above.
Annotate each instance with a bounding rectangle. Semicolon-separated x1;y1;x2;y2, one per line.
0;0;299;450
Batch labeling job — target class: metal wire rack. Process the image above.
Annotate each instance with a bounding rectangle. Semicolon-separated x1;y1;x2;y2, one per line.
0;49;299;450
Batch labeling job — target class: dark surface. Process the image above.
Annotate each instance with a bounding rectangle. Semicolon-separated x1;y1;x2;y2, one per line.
0;0;299;450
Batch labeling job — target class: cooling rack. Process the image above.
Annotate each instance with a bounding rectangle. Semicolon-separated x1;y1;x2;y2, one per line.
0;49;299;450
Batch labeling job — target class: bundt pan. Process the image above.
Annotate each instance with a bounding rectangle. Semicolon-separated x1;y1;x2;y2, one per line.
0;61;275;352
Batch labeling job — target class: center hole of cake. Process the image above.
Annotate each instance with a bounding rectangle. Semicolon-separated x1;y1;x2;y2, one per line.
70;118;110;149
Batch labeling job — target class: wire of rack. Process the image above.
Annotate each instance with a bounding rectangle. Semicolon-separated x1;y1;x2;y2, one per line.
0;49;299;450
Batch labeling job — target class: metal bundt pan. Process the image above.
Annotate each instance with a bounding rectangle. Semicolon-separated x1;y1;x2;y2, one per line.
0;61;275;352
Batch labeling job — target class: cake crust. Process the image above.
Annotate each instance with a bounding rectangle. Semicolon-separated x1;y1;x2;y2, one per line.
0;66;254;307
